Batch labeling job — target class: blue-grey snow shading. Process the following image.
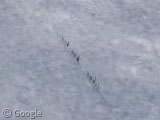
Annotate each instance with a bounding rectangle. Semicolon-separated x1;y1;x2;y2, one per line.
0;0;160;120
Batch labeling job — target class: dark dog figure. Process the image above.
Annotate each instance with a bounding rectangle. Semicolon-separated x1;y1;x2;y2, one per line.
67;42;69;47
76;56;80;62
71;50;77;57
87;72;93;80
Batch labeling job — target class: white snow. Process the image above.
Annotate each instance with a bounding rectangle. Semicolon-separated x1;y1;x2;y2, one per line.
0;0;160;120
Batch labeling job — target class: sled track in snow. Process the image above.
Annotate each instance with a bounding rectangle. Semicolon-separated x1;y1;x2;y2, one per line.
56;34;118;119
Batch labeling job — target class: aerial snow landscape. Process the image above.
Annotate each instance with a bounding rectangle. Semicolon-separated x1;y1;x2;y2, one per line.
0;0;160;120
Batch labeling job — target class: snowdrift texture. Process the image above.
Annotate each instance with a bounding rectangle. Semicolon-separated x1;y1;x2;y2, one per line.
0;0;160;120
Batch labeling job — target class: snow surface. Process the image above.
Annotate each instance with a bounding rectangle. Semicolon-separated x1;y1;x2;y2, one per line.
0;0;160;120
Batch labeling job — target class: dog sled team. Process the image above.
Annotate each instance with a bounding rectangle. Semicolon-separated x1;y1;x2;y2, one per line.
62;36;99;90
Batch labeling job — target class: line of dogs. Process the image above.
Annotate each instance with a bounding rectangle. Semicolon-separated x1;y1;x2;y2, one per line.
62;36;99;90
87;72;99;90
62;36;80;62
